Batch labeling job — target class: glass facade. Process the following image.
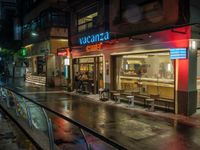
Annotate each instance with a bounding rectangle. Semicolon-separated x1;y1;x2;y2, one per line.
22;9;68;38
73;56;103;93
114;52;174;99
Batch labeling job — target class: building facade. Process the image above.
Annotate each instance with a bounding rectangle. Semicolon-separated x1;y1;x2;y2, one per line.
69;0;109;94
69;0;200;116
17;0;70;86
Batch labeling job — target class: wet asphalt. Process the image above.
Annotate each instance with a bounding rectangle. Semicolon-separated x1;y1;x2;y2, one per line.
3;79;200;150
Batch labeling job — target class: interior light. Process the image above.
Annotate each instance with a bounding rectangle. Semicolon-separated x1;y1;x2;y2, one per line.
167;63;171;72
192;41;196;49
123;55;148;58
125;64;129;70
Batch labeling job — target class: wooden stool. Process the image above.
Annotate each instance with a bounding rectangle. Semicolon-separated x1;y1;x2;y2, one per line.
110;91;117;100
146;98;155;112
99;88;104;100
113;93;120;104
126;96;134;107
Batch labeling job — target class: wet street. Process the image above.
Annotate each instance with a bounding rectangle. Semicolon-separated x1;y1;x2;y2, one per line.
3;80;200;150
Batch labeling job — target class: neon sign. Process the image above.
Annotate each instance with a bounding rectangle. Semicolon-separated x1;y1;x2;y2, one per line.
58;51;67;56
86;43;102;52
79;32;110;45
57;48;70;56
170;48;187;60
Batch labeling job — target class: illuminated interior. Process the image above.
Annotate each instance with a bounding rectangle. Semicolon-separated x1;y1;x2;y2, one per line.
78;12;98;32
114;52;174;99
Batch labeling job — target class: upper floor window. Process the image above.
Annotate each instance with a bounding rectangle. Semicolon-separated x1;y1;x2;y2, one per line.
77;5;98;32
114;0;163;24
52;12;67;27
40;9;68;28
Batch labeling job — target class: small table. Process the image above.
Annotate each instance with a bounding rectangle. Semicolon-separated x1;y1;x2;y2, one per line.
126;96;134;107
145;98;155;112
113;93;120;104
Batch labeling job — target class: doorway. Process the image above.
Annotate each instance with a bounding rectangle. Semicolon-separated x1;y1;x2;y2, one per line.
73;56;103;94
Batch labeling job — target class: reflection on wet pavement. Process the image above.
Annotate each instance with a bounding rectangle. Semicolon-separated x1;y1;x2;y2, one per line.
0;111;36;150
15;91;200;150
6;83;200;150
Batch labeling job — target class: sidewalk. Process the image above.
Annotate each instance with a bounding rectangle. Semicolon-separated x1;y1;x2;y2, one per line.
64;91;200;128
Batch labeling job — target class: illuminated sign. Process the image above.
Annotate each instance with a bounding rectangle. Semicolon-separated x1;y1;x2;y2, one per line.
21;48;27;57
58;51;67;56
86;43;102;52
64;58;70;65
57;48;70;56
170;48;187;60
79;32;110;45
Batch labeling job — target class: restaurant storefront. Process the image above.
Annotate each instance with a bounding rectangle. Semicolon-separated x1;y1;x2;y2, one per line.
113;51;174;100
71;32;108;93
106;26;197;115
71;26;198;115
24;39;68;86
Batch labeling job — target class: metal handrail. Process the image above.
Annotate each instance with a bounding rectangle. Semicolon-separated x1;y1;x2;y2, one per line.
0;86;127;150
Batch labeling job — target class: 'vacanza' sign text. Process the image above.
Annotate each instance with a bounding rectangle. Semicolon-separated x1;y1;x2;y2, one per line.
79;32;110;45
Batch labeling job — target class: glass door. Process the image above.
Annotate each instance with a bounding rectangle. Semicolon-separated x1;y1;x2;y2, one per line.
73;56;103;94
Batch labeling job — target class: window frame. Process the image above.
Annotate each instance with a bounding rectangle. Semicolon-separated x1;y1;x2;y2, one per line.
76;4;99;33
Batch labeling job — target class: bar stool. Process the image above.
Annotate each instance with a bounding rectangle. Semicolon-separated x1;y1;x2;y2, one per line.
99;88;104;100
113;93;120;104
145;98;155;112
126;96;134;107
110;91;117;100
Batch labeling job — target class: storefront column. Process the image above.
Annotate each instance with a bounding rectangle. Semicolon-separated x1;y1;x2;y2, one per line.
176;43;197;116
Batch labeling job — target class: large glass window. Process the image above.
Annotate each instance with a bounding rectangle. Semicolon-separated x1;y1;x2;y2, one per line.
40;10;68;28
77;5;98;32
114;52;174;99
41;13;51;28
52;12;67;26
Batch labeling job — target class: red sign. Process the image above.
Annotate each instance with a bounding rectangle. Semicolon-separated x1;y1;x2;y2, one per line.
58;51;67;56
86;43;102;52
57;48;70;56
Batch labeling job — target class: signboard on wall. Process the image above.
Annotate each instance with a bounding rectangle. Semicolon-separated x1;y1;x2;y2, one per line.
21;47;27;57
57;48;70;56
79;32;110;45
170;48;187;59
86;43;103;52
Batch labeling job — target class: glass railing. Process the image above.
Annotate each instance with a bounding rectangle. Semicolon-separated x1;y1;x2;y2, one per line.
0;86;126;150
